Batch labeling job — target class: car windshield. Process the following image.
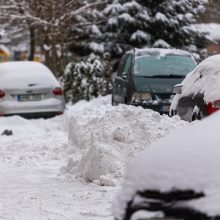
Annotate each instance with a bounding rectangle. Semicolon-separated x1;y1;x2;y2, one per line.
134;55;196;77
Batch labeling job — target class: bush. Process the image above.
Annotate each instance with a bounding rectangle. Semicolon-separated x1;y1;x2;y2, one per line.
64;53;112;103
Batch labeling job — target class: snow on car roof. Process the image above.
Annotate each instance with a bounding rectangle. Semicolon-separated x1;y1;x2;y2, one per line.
0;61;59;88
114;111;220;219
135;48;192;57
181;54;220;103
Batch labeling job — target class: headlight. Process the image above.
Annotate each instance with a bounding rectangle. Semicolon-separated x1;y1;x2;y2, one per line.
131;92;152;103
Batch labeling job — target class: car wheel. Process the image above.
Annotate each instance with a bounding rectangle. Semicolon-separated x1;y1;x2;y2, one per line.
170;109;177;117
192;112;201;121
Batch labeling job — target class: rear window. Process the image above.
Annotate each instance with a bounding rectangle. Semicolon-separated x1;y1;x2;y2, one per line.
134;55;196;77
0;62;58;88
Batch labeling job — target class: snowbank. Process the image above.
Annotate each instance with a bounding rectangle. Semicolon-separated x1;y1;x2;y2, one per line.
61;96;188;186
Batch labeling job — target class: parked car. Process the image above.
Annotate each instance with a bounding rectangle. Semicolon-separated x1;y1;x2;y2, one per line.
113;112;220;220
0;61;65;118
170;54;220;121
112;48;196;114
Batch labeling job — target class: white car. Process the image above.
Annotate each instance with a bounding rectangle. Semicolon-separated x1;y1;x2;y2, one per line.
114;112;220;220
0;61;65;118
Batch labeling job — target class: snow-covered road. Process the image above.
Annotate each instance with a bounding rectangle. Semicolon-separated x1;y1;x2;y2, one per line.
0;96;188;219
0;114;116;220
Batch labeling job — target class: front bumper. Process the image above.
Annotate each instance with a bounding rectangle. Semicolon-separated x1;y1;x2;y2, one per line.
131;103;171;114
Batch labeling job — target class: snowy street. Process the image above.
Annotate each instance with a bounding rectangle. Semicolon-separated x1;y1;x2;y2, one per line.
0;96;188;219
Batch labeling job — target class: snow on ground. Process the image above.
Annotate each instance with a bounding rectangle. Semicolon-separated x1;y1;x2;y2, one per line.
62;96;188;186
0;96;189;219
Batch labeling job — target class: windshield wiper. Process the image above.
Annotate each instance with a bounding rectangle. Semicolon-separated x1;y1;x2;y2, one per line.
137;74;185;78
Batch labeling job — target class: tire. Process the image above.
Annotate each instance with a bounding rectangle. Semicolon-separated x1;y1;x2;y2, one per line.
192;112;201;121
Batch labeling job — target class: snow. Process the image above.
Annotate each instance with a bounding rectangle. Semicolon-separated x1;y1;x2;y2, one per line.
89;42;104;53
0;61;59;88
119;13;135;23
179;54;220;103
153;39;171;49
135;48;192;58
190;23;220;42
113;111;220;219
0;44;10;56
0;95;189;219
155;12;169;23
130;30;150;43
62;96;188;185
104;3;123;16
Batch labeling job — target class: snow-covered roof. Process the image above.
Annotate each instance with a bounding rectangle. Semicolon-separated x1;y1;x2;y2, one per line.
134;48;192;57
0;44;10;56
114;111;220;219
0;61;59;89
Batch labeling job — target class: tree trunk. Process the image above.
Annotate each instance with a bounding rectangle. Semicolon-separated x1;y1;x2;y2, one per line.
29;27;35;61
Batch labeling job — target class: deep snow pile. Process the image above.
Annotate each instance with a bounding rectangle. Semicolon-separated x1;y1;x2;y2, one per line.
61;96;188;186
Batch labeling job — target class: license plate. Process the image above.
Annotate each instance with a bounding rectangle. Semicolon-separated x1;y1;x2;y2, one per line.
163;105;170;112
18;94;42;102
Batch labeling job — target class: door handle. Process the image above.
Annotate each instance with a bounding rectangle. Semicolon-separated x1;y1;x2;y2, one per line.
117;84;121;88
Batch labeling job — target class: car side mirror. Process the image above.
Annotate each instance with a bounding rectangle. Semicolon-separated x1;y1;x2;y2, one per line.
173;85;182;94
122;72;127;80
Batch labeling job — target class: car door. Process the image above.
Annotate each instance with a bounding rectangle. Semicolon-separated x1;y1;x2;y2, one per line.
113;54;132;104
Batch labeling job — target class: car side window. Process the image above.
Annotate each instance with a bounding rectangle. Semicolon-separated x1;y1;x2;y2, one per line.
117;55;128;78
121;54;132;79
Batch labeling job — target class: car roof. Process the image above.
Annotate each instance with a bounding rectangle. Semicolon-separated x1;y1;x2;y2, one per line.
125;48;192;57
135;48;192;57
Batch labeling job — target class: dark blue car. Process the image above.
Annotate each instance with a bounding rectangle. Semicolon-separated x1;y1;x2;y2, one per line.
112;48;196;114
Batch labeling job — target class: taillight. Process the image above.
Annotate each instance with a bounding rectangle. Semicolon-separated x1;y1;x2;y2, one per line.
0;90;5;98
207;100;220;115
53;87;63;96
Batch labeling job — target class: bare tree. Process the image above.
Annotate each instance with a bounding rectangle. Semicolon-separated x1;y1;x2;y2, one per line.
0;0;105;76
199;0;220;23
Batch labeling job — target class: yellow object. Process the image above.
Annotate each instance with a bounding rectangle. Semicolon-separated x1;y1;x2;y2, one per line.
0;45;10;62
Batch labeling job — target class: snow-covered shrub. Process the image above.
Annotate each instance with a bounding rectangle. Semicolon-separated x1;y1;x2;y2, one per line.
64;53;113;103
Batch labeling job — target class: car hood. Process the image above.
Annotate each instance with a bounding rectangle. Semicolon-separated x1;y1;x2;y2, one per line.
113;111;220;220
133;77;184;94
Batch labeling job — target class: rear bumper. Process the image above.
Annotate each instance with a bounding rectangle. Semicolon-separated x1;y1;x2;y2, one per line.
4;111;63;119
0;98;65;117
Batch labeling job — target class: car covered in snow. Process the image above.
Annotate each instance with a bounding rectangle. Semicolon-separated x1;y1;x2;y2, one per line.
112;48;196;114
113;112;220;220
0;61;65;118
170;54;220;121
